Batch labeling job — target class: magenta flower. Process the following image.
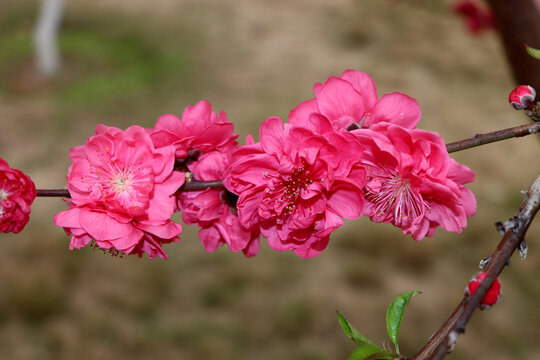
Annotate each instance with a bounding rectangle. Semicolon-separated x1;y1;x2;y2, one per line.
150;100;238;158
150;101;260;256
224;115;366;258
54;125;185;259
0;158;37;234
178;146;261;257
353;124;476;240
289;69;421;131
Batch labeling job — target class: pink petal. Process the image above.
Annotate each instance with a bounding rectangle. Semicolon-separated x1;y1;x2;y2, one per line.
293;236;329;258
54;207;82;228
368;93;421;129
79;210;134;240
259;116;285;156
326;181;364;219
153;113;183;135
288;99;320;127
339;69;378;110
199;226;221;252
317;77;367;127
135;220;181;239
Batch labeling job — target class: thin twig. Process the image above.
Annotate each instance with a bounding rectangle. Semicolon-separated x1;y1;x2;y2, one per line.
410;173;540;360
181;180;224;191
36;189;69;197
36;180;225;197
446;122;540;153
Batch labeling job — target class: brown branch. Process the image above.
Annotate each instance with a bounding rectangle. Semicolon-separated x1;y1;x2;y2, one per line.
36;189;70;197
410;173;540;360
445;122;540;153
36;180;225;197
180;180;224;191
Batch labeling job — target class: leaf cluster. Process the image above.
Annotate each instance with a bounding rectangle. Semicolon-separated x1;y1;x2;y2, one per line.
338;291;420;360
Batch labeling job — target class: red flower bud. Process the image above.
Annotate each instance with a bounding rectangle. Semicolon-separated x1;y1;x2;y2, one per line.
508;85;536;110
465;272;501;310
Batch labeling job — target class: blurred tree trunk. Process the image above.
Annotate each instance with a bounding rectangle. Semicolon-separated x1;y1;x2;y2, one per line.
487;0;540;90
34;0;64;78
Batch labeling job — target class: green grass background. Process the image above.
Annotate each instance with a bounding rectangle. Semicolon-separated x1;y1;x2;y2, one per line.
0;0;539;359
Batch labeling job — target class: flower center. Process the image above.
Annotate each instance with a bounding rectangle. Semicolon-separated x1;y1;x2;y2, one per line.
281;167;313;203
110;172;134;193
365;165;428;226
83;147;153;211
0;188;9;202
262;165;317;222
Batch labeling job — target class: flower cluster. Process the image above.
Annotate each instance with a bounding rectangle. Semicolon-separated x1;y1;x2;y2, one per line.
0;158;36;233
3;69;477;260
225;70;476;257
152;101;260;257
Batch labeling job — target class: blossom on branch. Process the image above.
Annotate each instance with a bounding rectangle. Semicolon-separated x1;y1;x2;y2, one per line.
177;146;261;257
151;100;238;158
151;102;260;256
353;124;476;240
224;115;366;258
289;69;421;131
0;158;37;233
54;125;185;259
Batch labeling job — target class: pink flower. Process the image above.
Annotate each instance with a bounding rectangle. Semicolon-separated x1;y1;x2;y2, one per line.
508;85;536;110
151;101;259;256
289;70;421;131
453;1;495;35
353;124;476;240
150;100;238;158
54;125;185;259
0;158;36;233
465;272;501;309
224;115;366;258
178;144;260;257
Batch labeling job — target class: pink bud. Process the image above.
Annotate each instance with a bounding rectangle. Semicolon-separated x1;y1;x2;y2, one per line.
508;85;536;110
465;272;501;310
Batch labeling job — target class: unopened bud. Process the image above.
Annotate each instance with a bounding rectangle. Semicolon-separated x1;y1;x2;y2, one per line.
509;85;536;110
464;272;501;310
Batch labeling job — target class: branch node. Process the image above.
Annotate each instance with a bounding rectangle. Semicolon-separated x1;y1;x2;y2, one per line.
518;239;528;260
478;256;491;270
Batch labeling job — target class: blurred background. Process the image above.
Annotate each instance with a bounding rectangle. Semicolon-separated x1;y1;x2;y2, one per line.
0;0;539;359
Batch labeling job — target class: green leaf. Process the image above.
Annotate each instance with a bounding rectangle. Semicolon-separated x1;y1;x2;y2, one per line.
347;345;388;360
337;311;378;347
386;291;421;354
525;45;540;60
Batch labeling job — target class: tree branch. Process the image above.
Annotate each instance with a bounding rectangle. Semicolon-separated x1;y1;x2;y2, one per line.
410;173;540;360
446;122;540;153
36;179;225;198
